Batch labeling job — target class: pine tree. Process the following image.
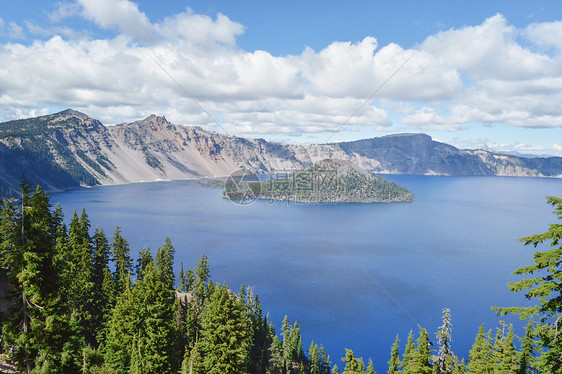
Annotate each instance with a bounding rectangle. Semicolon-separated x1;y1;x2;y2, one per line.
388;334;400;374
518;319;537;374
493;322;518;374
135;247;153;281
67;209;96;346
179;262;187;291
0;186;82;372
288;320;306;371
281;314;291;372
309;341;321;374
155;237;175;290
129;257;181;373
320;345;332;374
467;324;494;374
104;282;135;373
91;227;113;346
366;357;376;374
435;308;461;374
401;330;415;372
407;326;432;374
493;196;562;373
199;283;250;373
112;226;132;294
341;348;366;374
268;332;284;374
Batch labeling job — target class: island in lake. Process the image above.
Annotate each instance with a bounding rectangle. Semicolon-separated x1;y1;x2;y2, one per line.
213;159;414;204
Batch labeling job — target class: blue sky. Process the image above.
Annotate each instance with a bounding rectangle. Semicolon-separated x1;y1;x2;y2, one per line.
1;1;562;155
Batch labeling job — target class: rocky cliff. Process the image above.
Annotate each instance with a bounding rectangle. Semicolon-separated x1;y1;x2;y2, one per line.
0;110;560;196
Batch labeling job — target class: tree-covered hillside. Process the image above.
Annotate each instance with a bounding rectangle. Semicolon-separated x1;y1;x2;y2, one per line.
258;159;414;203
0;186;561;373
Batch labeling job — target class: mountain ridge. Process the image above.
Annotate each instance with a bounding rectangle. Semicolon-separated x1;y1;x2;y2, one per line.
0;110;561;196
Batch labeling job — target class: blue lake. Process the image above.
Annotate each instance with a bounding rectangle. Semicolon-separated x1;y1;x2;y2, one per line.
51;175;562;372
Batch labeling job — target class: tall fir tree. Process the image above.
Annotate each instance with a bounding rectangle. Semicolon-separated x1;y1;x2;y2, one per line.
387;334;400;374
309;341;321;374
401;330;415;372
199;283;250;373
493;196;562;373
366;357;376;374
467;324;494;374
341;348;366;374
111;226;133;294
435;308;461;374
406;326;433;374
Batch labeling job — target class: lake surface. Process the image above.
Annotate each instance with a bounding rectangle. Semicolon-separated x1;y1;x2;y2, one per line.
51;175;562;372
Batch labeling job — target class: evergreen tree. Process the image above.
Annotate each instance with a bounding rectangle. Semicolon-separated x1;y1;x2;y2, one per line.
407;326;432;374
387;335;400;374
200;283;250;373
367;357;376;374
309;341;321;374
67;209;96;346
135;247;153;281
91;227;114;345
268;331;284;374
111;226;132;294
155;237;175;290
332;364;340;374
179;262;187;291
129;257;181;373
320;345;332;374
341;348;366;374
467;324;494;374
435;308;461;374
104;282;135;373
494;196;562;372
518;319;538;374
288;320;306;372
0;186;82;372
401;330;415;372
493;322;518;374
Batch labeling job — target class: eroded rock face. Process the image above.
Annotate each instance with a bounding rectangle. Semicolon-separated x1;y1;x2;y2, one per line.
0;109;561;196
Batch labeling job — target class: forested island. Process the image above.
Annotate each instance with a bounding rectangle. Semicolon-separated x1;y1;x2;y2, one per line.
215;159;414;204
0;185;561;373
257;159;414;204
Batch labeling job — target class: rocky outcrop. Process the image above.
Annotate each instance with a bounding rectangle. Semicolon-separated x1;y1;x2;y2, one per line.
0;110;560;196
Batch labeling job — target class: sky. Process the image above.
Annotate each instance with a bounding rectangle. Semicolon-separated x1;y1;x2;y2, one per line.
1;1;562;155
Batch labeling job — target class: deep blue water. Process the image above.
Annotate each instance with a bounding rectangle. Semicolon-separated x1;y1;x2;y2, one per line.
51;175;562;372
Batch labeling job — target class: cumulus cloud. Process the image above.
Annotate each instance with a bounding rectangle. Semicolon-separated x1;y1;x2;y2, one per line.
525;21;562;51
1;2;562;142
77;0;155;43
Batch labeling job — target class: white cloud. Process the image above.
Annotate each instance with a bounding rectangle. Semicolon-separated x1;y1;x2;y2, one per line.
554;144;562;151
7;22;25;39
77;0;155;43
48;1;81;23
525;21;562;51
1;4;562;141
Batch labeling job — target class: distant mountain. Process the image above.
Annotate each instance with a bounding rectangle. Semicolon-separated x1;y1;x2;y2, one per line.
0;110;561;196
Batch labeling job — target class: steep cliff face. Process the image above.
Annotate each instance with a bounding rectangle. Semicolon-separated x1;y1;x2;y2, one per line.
0;109;560;196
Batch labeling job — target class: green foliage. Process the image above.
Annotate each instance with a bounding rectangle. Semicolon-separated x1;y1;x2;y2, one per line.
435;308;462;374
341;348;366;374
111;227;132;294
259;161;414;204
467;325;494;374
387;335;400;374
200;283;250;373
494;196;562;373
